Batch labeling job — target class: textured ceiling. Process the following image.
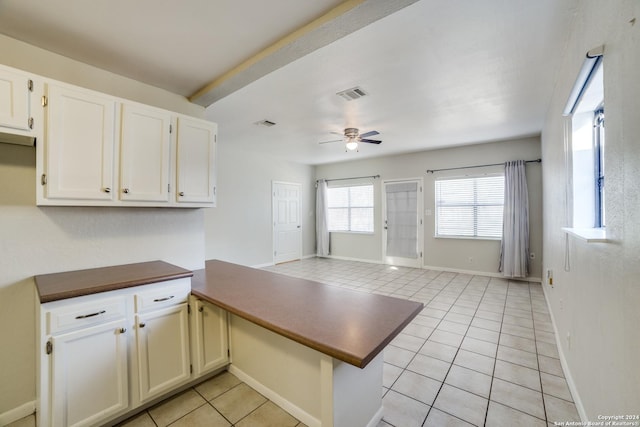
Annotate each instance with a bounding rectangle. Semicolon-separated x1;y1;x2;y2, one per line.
0;0;578;165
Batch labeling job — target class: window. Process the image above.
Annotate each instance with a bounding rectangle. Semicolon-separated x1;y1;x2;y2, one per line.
435;175;504;239
565;51;605;229
327;184;374;232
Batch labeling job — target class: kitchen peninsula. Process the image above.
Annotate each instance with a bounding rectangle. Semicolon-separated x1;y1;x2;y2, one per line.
192;260;423;427
34;260;422;427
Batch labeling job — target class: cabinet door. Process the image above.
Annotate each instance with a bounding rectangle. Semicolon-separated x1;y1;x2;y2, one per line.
136;303;190;402
193;299;229;375
176;117;217;204
50;319;128;427
44;83;116;200
0;66;31;131
120;104;171;202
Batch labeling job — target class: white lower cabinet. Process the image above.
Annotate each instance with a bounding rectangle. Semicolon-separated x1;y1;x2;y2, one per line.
50;318;129;427
136;303;191;402
37;278;227;427
191;298;229;375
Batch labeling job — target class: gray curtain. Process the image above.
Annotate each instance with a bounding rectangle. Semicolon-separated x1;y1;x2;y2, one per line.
316;180;330;257
499;160;530;277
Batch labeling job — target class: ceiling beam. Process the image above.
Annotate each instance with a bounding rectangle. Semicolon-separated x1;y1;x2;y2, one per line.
189;0;419;107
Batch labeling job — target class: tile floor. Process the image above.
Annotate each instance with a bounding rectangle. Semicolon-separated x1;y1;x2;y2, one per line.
10;371;307;427
10;257;581;427
265;257;581;427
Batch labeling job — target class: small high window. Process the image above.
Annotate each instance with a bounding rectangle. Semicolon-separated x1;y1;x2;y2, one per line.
564;49;605;229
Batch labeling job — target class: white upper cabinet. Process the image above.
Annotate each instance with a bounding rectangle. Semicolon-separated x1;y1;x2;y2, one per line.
0;65;32;132
28;72;217;207
43;83;116;201
176;117;217;205
120;103;172;203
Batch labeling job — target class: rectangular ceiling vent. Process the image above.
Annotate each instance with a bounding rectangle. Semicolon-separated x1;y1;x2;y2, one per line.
336;86;368;101
255;119;276;127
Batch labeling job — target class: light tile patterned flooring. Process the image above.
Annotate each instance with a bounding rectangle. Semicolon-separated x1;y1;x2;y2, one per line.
10;257;581;427
265;257;581;427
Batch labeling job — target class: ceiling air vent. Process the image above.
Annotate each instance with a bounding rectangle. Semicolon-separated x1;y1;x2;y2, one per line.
255;119;276;127
336;86;368;101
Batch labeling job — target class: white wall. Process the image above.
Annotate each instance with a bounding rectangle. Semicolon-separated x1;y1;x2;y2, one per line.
541;0;640;419
0;36;206;417
202;141;316;267
315;137;543;278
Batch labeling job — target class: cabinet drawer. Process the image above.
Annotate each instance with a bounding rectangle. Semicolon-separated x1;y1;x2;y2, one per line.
46;297;126;335
134;278;190;313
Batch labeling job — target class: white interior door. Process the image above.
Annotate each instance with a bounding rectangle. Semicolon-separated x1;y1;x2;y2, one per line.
273;181;302;264
383;179;423;268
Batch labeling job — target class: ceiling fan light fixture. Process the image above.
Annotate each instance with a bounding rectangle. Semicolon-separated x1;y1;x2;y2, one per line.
345;140;359;151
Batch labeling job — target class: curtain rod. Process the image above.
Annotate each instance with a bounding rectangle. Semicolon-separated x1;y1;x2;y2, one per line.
426;159;541;174
316;174;380;184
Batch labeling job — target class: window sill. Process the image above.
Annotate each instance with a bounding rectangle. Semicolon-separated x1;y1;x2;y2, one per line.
329;231;375;235
562;227;609;243
434;235;501;242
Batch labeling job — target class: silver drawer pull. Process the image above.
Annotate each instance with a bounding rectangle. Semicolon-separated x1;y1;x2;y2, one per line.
153;295;175;302
75;310;106;319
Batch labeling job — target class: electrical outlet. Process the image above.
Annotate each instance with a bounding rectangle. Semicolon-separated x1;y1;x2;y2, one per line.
546;269;553;286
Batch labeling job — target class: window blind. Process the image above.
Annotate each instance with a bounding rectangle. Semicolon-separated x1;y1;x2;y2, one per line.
435;175;504;238
327;184;374;232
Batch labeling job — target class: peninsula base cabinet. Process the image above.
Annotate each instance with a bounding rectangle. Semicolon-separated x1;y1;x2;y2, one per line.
191;298;229;376
36;279;229;427
136;303;191;403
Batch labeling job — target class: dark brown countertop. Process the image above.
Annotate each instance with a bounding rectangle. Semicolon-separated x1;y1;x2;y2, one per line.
191;259;423;368
35;261;193;303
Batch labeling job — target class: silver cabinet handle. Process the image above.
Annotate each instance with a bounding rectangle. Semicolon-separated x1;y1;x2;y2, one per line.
123;188;130;194
75;310;106;319
139;323;146;328
103;187;111;193
118;327;126;334
179;192;185;197
198;306;204;312
153;295;175;302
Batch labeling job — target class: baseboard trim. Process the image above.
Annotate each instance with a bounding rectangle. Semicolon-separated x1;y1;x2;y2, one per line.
228;365;320;427
0;401;35;426
251;262;274;269
422;264;542;283
541;285;588;421
366;405;384;427
324;255;384;264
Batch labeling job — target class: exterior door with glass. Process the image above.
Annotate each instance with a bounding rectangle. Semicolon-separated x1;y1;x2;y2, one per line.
383;179;423;268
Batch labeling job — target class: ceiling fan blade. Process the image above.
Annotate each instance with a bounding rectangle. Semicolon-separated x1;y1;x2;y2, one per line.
318;139;343;144
329;131;344;136
359;130;379;138
360;139;382;144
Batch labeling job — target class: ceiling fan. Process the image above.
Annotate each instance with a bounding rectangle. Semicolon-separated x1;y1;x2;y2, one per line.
319;128;382;151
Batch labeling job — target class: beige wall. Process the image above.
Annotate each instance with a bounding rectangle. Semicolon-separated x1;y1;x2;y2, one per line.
203;141;316;267
540;0;640;418
0;34;202;117
0;36;207;416
315;136;543;278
